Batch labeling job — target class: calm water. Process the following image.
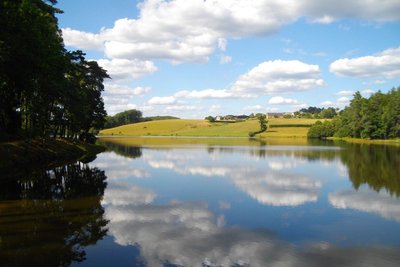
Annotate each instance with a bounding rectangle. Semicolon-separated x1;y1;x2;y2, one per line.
1;137;400;267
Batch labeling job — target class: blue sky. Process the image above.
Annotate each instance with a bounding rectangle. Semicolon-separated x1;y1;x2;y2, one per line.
56;0;400;117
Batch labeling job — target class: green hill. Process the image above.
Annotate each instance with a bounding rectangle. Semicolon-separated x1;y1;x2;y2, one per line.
99;118;321;138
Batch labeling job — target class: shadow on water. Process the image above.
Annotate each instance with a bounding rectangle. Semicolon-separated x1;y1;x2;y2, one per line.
0;162;108;267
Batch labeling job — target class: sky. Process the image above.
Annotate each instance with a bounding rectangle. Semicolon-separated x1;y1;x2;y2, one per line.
55;0;400;118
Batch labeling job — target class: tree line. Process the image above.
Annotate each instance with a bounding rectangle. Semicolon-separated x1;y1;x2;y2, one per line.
294;107;338;119
104;109;179;129
0;0;108;141
308;87;400;139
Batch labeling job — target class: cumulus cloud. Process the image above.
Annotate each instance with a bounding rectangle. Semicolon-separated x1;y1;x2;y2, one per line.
62;28;103;50
329;188;400;221
232;60;324;95
63;0;400;68
97;58;157;81
165;105;203;111
362;89;375;95
330;47;400;79
320;96;350;108
335;90;354;96
102;84;151;115
168;60;324;102
147;96;177;105
337;96;350;103
319;100;335;107
175;88;235;99
268;96;300;105
63;1;400;64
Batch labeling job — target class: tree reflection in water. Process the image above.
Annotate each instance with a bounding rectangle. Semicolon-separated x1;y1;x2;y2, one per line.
338;143;400;197
0;162;108;267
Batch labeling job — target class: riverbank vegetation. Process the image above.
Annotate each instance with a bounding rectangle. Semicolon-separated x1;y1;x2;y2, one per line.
308;88;400;140
0;0;108;142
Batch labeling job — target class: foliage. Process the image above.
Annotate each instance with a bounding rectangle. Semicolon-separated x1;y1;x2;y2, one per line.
257;113;268;132
0;0;108;141
104;109;143;129
307;120;336;139
249;114;268;137
205;116;215;122
308;87;400;140
143;116;179;121
295;106;338;119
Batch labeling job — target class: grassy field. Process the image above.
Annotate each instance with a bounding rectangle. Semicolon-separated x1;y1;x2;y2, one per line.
99;118;321;138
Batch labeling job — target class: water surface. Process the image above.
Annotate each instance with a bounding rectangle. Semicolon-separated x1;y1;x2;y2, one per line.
1;137;400;266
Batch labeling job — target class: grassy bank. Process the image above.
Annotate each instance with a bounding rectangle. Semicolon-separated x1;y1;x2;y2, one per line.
99;118;320;138
0;138;105;170
328;137;400;146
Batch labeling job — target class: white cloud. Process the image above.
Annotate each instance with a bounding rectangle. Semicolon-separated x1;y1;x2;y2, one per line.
102;84;151;115
97;58;157;80
330;47;400;79
232;60;324;95
63;1;400;66
268;96;299;105
62;28;103;50
361;89;375;95
105;84;151;96
148;96;177;105
335;90;354;96
309;15;336;24
337;96;350;103
165;105;203;111
175;89;235;99
219;55;232;64
150;60;323;107
319;100;335;107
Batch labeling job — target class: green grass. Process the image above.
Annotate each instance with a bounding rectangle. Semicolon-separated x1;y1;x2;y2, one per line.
99;118;322;138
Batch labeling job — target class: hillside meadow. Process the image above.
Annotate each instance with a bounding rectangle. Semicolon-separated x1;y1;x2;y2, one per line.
99;118;321;138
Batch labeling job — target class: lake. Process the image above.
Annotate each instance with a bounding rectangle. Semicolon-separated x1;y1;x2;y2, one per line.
1;137;400;266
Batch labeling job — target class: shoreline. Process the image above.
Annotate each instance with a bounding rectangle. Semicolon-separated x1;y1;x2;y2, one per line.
328;137;400;146
0;138;105;170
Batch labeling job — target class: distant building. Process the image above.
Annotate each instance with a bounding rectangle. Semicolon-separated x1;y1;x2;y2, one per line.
214;115;249;122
